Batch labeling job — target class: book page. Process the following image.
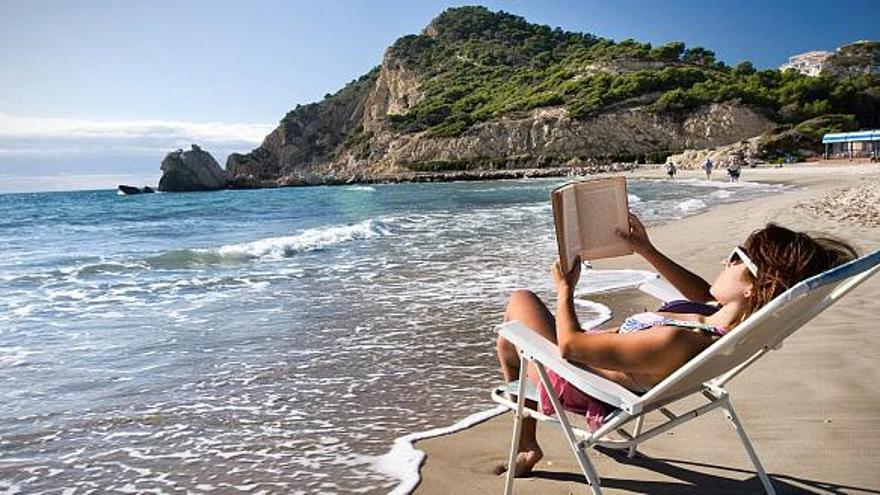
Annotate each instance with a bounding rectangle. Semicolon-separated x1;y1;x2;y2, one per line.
551;177;632;269
573;177;631;260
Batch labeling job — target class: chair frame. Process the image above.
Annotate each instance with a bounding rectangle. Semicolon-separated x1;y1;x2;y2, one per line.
492;249;880;495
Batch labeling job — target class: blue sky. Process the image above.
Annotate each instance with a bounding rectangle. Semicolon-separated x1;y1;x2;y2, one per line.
0;0;877;191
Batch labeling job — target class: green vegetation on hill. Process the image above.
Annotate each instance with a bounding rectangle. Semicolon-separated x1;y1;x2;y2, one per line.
657;69;880;126
759;114;859;160
272;68;380;165
384;6;880;138
824;41;880;77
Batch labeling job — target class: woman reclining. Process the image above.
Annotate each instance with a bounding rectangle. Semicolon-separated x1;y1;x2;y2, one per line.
496;214;857;476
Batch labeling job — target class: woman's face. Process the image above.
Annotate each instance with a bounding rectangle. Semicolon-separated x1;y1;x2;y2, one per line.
709;249;754;304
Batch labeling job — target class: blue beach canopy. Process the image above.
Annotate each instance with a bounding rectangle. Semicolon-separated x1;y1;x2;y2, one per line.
822;130;880;144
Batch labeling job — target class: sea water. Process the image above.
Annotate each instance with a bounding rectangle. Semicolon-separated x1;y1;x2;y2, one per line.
0;177;789;494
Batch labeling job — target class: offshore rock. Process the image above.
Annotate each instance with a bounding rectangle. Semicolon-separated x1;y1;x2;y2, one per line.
118;185;156;195
158;144;229;192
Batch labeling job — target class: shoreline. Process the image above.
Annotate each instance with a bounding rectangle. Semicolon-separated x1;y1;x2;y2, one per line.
227;165;637;189
224;157;875;190
408;162;880;494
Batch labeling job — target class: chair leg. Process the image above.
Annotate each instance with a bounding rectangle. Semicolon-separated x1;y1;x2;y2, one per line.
627;415;644;458
721;402;777;495
503;357;529;495
534;362;603;495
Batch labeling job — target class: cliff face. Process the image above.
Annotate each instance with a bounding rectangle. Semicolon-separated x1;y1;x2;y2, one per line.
362;60;423;133
226;69;378;183
362;102;772;170
223;8;784;186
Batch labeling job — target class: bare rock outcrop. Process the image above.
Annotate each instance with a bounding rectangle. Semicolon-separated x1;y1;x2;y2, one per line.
158;144;229;192
228;87;774;185
362;57;423;132
666;136;764;169
364;103;772;170
226;70;377;185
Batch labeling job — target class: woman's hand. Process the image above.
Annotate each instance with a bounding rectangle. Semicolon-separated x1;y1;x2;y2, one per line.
552;256;581;297
616;213;654;256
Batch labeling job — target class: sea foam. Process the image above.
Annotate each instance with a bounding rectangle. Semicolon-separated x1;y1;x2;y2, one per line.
213;219;388;259
375;406;507;495
146;219;390;267
676;198;707;213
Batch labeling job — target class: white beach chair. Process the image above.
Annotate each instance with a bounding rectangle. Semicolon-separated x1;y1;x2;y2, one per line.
491;249;880;495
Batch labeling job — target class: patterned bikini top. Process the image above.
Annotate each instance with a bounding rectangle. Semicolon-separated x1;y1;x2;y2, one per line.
620;312;728;337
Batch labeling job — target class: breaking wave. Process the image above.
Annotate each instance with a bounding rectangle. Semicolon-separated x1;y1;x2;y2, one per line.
146;219;390;268
676;198;707;213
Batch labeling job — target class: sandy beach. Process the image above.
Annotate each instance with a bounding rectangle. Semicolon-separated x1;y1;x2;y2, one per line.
414;161;880;494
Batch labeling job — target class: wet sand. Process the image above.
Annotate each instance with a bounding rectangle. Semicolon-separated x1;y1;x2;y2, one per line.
414;162;880;494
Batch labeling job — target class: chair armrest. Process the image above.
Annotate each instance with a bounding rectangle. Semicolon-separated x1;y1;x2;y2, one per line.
496;321;642;413
574;269;658;297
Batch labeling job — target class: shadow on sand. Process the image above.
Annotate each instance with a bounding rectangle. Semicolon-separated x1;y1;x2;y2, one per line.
524;446;879;494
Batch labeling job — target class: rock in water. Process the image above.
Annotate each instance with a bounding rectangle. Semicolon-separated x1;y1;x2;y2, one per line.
118;185;156;195
158;144;229;192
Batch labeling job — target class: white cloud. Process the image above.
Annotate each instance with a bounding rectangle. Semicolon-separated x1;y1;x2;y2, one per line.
0;113;277;191
0;173;160;193
0;113;274;154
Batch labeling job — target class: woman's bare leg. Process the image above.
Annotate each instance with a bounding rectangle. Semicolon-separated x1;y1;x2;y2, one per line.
496;289;557;476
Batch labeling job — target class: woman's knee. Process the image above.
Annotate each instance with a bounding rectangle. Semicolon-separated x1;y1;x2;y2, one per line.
506;289;540;314
503;288;556;342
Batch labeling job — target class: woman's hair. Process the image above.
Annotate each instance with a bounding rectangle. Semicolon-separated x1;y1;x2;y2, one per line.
740;223;858;321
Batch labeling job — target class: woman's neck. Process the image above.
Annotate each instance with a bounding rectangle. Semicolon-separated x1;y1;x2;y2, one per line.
705;301;746;330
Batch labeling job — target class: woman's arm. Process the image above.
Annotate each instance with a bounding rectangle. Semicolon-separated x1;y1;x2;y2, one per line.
554;258;585;355
552;259;709;376
617;213;712;302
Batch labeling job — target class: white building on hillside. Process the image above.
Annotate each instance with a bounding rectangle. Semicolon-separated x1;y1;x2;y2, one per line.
780;51;832;76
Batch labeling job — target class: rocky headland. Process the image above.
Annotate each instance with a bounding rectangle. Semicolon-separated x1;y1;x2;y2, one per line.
171;8;878;189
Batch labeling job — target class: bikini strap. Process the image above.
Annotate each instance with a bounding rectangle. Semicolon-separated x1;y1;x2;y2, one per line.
661;318;728;337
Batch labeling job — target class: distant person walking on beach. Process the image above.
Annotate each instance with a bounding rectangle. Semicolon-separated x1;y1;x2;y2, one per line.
703;158;713;180
727;159;742;182
665;162;677;180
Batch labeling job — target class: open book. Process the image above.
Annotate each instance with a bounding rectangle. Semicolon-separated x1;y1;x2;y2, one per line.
551;177;633;272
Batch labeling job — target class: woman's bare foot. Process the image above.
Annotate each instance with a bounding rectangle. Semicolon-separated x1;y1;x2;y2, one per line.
494;442;544;477
514;444;544;476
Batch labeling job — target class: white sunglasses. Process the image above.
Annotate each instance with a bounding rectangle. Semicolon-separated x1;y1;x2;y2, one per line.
727;246;759;277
